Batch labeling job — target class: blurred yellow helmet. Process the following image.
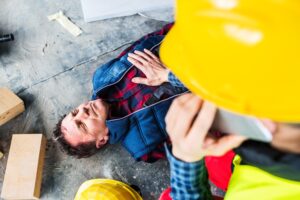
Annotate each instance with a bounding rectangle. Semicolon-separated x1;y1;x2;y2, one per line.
74;179;142;200
160;0;300;122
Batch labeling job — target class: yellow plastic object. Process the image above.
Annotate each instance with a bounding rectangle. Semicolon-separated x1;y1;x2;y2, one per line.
74;179;143;200
160;0;300;122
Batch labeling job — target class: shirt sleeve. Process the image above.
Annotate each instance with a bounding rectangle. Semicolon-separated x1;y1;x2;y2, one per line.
165;144;203;200
168;72;186;88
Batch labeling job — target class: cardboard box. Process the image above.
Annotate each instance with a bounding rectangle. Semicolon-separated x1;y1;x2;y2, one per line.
1;134;47;199
0;88;25;126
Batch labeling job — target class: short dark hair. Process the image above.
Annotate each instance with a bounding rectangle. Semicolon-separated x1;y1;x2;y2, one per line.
53;115;100;159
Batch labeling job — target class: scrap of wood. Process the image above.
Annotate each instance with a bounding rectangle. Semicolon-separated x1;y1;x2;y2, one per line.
1;134;46;199
48;11;82;37
0;88;25;126
0;151;3;160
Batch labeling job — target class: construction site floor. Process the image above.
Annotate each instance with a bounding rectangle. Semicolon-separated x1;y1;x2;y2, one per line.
0;0;170;199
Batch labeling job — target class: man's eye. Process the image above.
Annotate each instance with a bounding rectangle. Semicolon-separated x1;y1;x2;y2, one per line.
80;122;84;128
72;109;78;116
79;122;86;131
83;107;89;115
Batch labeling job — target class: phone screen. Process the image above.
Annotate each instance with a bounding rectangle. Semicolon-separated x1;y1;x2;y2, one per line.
211;109;273;142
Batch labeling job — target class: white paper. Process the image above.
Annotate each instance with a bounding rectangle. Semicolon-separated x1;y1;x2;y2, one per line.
81;0;174;22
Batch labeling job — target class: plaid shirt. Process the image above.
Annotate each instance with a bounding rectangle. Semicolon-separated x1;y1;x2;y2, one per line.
165;144;203;200
103;67;157;119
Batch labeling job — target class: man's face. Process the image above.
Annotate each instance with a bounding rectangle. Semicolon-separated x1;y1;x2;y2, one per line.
61;99;109;148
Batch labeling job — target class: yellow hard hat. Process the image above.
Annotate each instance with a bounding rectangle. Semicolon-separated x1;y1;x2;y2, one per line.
74;179;143;200
160;0;300;122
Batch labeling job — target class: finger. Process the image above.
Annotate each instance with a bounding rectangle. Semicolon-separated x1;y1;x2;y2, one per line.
134;50;152;62
203;134;247;156
131;77;150;85
144;49;160;62
188;101;217;142
128;53;148;64
166;93;194;128
166;94;203;140
150;61;167;70
127;57;147;72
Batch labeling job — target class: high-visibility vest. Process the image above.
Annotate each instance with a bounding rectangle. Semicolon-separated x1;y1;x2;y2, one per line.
225;156;300;200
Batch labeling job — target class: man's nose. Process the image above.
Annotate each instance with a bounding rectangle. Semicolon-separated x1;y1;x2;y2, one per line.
75;107;90;119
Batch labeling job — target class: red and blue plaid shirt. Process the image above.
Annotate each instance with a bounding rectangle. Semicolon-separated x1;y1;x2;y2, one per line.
103;67;157;119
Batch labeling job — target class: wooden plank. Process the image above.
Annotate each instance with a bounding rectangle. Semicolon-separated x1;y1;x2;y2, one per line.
0;88;25;126
1;134;47;199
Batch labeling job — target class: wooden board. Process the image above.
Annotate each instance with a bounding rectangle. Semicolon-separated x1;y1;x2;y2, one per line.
1;134;46;199
0;88;25;126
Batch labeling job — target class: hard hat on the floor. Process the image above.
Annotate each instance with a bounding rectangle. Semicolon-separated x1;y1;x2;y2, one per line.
160;0;300;122
74;179;142;200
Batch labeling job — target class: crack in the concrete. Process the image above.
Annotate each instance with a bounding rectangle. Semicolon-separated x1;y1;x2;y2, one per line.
17;41;134;95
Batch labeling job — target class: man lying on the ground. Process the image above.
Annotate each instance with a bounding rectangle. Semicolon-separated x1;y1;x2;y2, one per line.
53;24;187;161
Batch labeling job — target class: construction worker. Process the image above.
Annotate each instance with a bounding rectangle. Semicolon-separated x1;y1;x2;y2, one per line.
158;0;300;199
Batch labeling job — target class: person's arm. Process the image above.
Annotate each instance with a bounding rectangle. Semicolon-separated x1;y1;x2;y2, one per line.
164;94;246;199
165;144;203;200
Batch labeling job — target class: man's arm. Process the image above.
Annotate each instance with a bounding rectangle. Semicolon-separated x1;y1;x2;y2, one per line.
165;144;203;200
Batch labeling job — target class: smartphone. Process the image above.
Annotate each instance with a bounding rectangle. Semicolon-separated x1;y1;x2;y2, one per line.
211;108;273;142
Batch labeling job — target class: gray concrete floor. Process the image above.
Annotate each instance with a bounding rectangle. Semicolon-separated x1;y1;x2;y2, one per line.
0;1;171;199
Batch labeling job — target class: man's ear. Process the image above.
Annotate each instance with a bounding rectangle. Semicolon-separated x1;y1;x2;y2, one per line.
95;128;109;149
96;135;108;148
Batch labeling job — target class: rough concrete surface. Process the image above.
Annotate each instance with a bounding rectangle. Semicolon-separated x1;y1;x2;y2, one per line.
0;0;171;199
